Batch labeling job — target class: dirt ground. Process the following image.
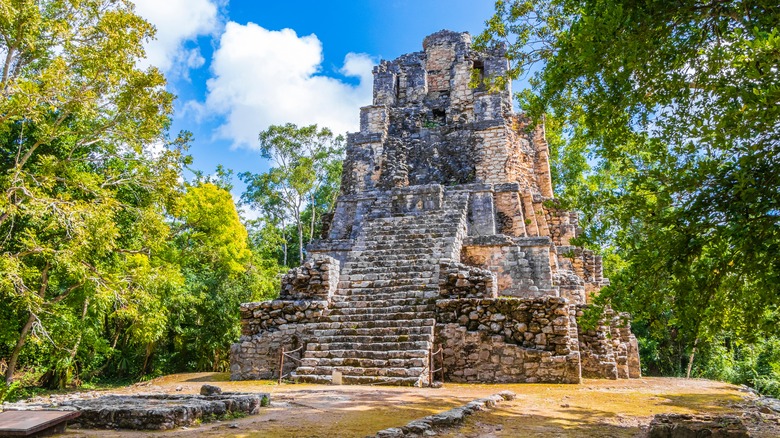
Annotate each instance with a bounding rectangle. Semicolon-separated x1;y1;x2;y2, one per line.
45;373;780;437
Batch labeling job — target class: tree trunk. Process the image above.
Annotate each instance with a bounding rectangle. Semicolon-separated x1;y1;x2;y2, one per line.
297;220;304;264
141;343;153;375
686;337;699;379
66;298;90;382
281;218;288;267
5;263;50;384
5;314;35;384
309;194;316;240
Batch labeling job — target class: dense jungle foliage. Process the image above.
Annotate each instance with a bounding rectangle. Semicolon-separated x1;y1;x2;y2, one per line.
0;0;341;401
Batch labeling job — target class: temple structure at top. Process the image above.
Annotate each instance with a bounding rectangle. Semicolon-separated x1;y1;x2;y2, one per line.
231;30;640;386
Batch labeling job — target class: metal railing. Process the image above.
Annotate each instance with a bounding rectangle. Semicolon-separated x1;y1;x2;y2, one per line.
278;346;303;384
429;343;444;387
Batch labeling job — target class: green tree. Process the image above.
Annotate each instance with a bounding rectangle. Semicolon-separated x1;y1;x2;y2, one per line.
240;123;344;265
477;0;780;374
164;183;253;372
0;0;183;384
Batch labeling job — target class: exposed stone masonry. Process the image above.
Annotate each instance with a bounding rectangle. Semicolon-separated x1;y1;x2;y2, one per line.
230;30;640;385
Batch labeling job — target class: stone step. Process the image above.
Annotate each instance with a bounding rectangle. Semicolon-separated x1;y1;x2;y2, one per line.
330;297;433;308
293;373;423;386
351;254;443;263
359;234;447;242
326;312;436;323
299;356;427;369
303;348;430;360
334;290;438;301
366;215;461;225
329;305;434;316
307;340;431;352
294;365;426;379
339;272;436;282
341;257;438;275
307;318;436;331
339;279;434;290
346;254;440;264
303;333;431;348
311;325;434;337
338;280;437;290
340;262;433;270
357;239;447;248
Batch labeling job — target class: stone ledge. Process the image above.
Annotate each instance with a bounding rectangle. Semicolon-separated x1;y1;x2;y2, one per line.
462;234;515;247
307;239;354;252
374;391;515;437
9;392;269;431
515;236;552;247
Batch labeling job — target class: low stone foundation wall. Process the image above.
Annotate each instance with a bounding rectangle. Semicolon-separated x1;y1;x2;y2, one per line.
435;297;581;383
231;325;314;380
231;300;326;380
239;300;328;335
576;306;641;379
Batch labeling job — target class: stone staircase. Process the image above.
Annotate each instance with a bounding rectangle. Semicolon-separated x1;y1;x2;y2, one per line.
293;195;468;385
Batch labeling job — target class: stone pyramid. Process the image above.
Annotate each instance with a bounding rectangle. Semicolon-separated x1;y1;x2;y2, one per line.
231;30;641;385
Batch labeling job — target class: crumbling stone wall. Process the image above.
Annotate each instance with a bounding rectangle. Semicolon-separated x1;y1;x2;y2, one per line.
435;297;581;383
438;259;497;299
279;255;339;300
231;325;312;380
231;259;335;381
575;306;641;379
239;300;328;335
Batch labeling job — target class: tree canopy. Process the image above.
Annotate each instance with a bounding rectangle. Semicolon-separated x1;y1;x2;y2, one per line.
0;0;182;385
0;0;269;394
240;123;344;266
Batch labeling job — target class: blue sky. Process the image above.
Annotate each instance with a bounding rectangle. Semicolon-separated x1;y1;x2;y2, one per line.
133;0;497;205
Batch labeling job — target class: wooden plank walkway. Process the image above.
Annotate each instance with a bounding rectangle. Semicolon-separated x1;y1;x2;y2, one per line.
0;410;80;437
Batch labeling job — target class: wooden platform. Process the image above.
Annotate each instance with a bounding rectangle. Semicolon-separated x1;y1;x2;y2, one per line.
0;410;80;437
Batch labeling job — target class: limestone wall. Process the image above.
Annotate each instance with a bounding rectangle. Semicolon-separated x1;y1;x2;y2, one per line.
438;259;497;299
575;306;641;379
435;297;581;383
279;255;339;301
462;235;555;298
232;299;325;380
239;300;328;335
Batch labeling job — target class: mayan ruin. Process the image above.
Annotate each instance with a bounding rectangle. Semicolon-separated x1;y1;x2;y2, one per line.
229;30;641;386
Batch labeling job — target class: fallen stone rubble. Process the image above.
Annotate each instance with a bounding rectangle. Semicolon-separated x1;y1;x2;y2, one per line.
374;390;516;437
648;413;749;438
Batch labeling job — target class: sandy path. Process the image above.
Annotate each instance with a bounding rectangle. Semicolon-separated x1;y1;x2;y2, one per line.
46;373;778;437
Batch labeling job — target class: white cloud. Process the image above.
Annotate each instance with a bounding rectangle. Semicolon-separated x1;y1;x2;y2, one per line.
201;22;375;148
133;0;221;74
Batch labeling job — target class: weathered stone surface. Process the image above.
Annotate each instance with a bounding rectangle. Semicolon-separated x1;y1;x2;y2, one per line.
200;384;222;396
280;255;339;301
435;297;581;383
229;30;640;385
373;391;515;437
59;393;267;430
648;414;749;438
